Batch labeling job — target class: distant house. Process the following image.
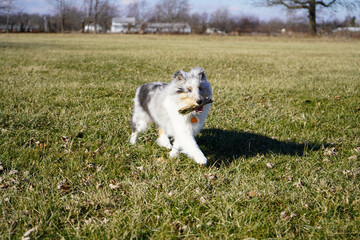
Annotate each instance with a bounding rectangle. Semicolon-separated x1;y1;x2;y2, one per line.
333;27;360;33
109;18;191;34
205;28;225;35
144;23;191;34
0;24;40;33
111;17;137;33
84;24;102;33
0;25;8;32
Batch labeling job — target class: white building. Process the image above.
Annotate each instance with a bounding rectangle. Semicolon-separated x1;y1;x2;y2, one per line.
111;17;137;33
84;24;102;33
205;28;225;35
110;18;191;34
333;27;360;33
144;23;191;34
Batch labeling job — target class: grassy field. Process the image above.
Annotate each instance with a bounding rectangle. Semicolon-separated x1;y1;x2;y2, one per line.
0;34;359;239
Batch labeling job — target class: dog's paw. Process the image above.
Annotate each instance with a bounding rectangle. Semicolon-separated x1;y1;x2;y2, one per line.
194;156;207;165
129;132;138;145
169;148;179;158
156;136;172;149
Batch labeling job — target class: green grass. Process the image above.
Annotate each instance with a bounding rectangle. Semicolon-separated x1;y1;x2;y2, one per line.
0;34;359;239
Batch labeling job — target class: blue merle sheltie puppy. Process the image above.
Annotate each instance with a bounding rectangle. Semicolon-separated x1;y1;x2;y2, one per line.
130;67;212;165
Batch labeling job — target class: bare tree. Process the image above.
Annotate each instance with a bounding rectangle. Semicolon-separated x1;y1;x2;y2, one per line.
189;11;208;34
209;8;235;33
83;0;113;33
0;0;6;12
261;0;359;35
97;1;118;33
150;0;190;23
126;0;147;23
1;0;18;33
48;0;71;33
0;0;8;12
83;0;92;32
66;6;85;31
5;0;13;33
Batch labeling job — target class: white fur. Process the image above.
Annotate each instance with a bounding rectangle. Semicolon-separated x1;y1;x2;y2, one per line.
130;67;212;165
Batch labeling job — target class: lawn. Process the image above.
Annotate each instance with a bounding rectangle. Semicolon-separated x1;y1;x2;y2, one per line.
0;34;359;239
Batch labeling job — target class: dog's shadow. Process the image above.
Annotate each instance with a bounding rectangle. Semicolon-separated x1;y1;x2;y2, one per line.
197;128;326;167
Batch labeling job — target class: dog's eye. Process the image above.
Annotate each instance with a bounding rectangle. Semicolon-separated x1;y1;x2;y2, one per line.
188;87;193;92
177;87;185;93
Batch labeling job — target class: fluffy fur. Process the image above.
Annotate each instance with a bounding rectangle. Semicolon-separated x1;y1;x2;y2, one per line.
130;67;212;165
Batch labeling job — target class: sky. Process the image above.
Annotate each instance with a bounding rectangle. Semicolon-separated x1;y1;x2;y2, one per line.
17;0;358;22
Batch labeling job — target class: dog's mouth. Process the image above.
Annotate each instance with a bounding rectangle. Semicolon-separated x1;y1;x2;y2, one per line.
178;98;213;115
195;98;213;114
196;106;203;113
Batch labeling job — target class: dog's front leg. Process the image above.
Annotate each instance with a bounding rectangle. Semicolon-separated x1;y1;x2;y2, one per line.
156;128;172;149
169;145;179;158
170;135;207;165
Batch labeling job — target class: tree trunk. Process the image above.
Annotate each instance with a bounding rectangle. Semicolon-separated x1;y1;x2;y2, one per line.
44;16;49;32
94;0;99;34
6;10;10;33
59;0;65;33
6;0;13;34
88;0;93;33
60;14;65;33
308;0;317;36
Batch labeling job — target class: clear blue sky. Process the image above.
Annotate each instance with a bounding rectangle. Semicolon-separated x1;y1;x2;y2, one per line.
19;0;356;22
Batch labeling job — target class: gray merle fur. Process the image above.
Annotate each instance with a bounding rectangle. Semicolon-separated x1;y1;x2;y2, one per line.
137;82;168;122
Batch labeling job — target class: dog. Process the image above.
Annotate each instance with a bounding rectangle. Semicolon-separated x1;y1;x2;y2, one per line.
130;67;212;165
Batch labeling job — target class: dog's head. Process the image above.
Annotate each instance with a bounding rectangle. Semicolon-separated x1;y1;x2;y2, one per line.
172;67;212;114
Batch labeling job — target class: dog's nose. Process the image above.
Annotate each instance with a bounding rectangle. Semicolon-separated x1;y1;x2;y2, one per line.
196;100;203;105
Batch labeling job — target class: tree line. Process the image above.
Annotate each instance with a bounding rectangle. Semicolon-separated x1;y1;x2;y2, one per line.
0;0;358;35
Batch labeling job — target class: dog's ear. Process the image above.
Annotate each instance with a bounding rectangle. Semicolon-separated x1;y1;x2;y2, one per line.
173;70;186;82
198;68;207;81
191;67;207;81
